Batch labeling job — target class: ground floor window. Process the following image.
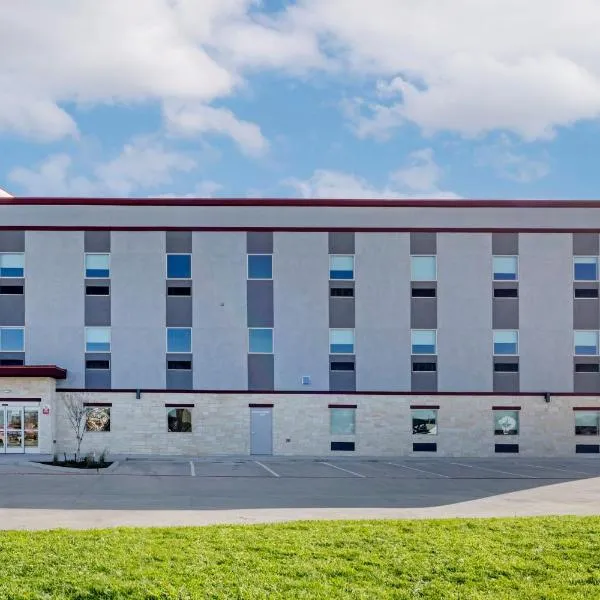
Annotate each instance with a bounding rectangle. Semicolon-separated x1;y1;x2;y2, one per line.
85;407;111;432
167;408;192;433
494;410;519;436
575;411;599;436
412;409;437;435
330;408;356;435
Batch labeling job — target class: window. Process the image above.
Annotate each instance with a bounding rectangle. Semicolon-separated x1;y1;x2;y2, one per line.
167;328;192;353
167;407;192;432
574;331;599;356
0;327;24;352
85;285;109;296
493;256;518;281
85;327;111;352
0;359;23;366
575;363;600;373
575;411;599;436
85;254;110;278
411;256;437;281
494;410;519;436
167;360;192;370
494;287;518;298
330;287;354;297
493;330;518;355
248;255;272;279
494;362;519;372
0;254;24;278
412;362;437;372
329;255;354;280
248;328;273;353
166;254;191;279
412;409;437;435
329;329;355;354
575;287;599;299
330;361;355;371
85;407;111;432
330;408;356;435
412;288;436;298
0;285;23;295
86;359;110;370
167;286;191;297
411;330;436;355
574;257;598;281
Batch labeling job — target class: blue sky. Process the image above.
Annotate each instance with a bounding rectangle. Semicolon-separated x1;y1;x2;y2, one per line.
1;0;600;199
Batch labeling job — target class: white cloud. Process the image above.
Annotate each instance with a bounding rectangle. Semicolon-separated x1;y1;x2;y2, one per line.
285;148;459;199
8;137;197;196
164;103;268;156
293;0;600;140
476;136;550;183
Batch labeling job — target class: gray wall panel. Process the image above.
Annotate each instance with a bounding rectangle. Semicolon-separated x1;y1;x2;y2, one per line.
329;232;355;254
166;296;193;327
0;294;24;326
84;295;111;326
166;369;193;390
329;297;355;328
437;233;493;391
248;353;274;390
247;232;273;254
85;369;111;389
355;233;411;391
165;231;191;253
493;372;519;392
573;233;599;255
492;298;519;329
573;299;600;329
25;231;85;386
0;231;24;252
329;370;356;391
110;232;166;388
193;232;247;389
247;280;274;328
492;233;518;255
519;234;574;392
274;232;329;390
411;372;437;392
410;232;436;254
84;231;110;252
411;298;437;329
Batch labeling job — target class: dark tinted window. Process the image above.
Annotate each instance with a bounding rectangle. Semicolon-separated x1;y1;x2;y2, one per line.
575;287;599;299
494;362;519;372
167;286;192;296
330;441;355;451
0;358;24;366
330;361;355;371
493;287;518;298
330;287;354;297
411;288;436;298
0;285;23;295
86;360;110;370
167;360;192;370
85;285;110;296
412;362;436;372
575;363;600;373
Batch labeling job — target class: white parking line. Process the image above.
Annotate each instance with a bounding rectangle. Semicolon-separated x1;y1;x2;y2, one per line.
520;463;594;476
321;462;366;478
254;461;280;478
450;461;534;478
387;462;449;478
189;461;195;477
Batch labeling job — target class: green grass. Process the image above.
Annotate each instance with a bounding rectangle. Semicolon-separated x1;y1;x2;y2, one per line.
1;517;600;599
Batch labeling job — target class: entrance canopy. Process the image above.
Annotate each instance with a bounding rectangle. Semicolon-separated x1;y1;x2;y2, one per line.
0;365;66;379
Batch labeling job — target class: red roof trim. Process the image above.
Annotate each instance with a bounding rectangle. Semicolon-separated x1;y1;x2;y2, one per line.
4;197;600;208
0;365;66;379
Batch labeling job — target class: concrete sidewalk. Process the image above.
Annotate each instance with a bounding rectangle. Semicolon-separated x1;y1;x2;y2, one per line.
1;475;599;530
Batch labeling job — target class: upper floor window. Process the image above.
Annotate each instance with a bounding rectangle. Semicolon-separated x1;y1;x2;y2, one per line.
493;330;519;355
411;256;437;281
493;256;518;281
411;330;437;355
167;327;192;353
329;255;354;280
85;327;111;353
166;254;191;279
574;330;599;356
247;254;273;279
329;329;355;354
0;253;24;278
574;257;598;281
85;254;110;278
0;327;24;352
248;328;274;354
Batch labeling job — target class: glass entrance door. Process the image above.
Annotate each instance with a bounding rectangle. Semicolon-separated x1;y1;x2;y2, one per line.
0;407;39;453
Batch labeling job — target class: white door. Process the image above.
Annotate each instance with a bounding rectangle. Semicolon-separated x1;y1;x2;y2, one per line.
0;406;39;454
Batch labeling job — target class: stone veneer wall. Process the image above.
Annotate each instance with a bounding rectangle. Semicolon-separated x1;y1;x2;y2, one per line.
49;391;600;457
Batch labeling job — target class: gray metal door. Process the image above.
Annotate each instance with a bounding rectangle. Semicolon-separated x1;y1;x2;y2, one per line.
250;408;272;455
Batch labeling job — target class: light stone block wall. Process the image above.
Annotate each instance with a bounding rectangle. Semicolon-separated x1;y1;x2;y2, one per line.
48;391;600;458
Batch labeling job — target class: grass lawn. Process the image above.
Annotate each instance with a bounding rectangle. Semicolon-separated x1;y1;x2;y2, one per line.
1;517;599;599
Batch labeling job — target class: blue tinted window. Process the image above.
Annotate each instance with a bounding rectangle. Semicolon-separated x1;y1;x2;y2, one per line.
574;258;598;281
85;254;110;278
167;328;192;353
0;254;24;278
0;328;23;351
167;255;191;279
248;255;272;279
330;255;354;280
249;328;273;353
411;330;436;355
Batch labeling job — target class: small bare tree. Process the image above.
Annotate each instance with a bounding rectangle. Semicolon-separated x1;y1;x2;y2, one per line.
62;392;87;462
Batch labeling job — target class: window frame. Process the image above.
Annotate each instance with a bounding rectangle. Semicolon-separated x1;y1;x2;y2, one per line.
166;253;192;280
493;330;519;356
166;407;193;433
166;327;193;354
410;255;437;282
330;408;356;436
411;408;438;435
573;256;599;282
248;327;274;354
85;326;111;353
0;253;25;279
0;326;25;352
411;329;437;356
492;255;519;282
574;330;600;357
84;253;110;279
329;328;355;355
329;254;355;281
575;411;600;436
247;253;273;280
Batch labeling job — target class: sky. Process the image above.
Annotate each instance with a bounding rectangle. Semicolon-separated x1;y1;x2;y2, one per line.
1;0;600;199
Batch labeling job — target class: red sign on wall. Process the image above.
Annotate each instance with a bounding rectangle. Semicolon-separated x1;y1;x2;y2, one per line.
42;407;49;415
